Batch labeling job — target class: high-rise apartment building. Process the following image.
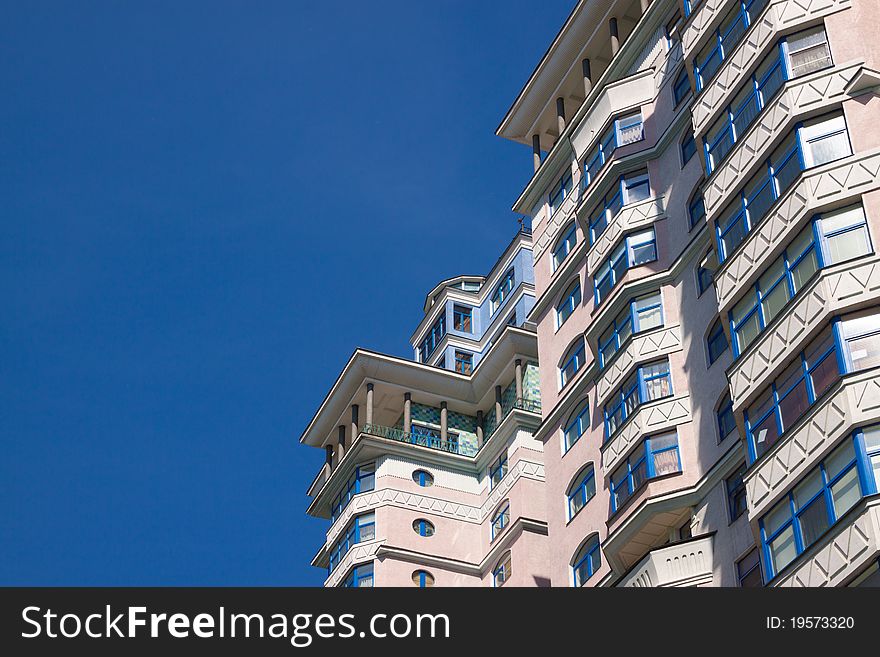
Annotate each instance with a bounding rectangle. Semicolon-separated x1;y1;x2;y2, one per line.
301;230;550;586
302;0;880;587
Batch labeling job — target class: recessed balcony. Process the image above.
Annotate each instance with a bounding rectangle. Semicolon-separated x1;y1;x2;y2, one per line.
617;534;715;587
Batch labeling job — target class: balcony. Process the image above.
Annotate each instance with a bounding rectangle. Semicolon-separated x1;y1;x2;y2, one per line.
772;496;880;587
363;423;475;457
703;62;862;220
728;255;880;410
601;393;693;475
596;325;683;405
745;368;880;521
617;534;715;587
714;149;880;313
586;196;665;277
689;0;852;137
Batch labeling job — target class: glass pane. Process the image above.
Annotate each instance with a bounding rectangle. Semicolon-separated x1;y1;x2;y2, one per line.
798;497;829;549
846;333;880;372
862;426;880;451
769;525;797;573
826;228;871;265
751;410;780;458
630;242;656;266
825;440;856;481
650;433;677;451
778;379;809;432
791;249;818;293
765;498;792;536
807;131;851;167
761;279;789;326
831;466;861;518
653;448;681;476
793;470;823;507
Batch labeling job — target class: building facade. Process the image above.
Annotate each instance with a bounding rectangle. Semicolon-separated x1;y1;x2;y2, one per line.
301;231;550;586
497;0;880;587
301;0;880;587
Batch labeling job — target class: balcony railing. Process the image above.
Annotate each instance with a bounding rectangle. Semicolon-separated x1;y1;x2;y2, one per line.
362;423;464;455
482;397;543;444
617;534;715;587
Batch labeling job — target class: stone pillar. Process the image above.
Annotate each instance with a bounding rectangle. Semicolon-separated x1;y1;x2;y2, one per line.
350;405;359;444
365;383;374;426
640;0;649;13
610;18;620;56
324;445;334;477
556;97;566;135
495;385;503;426
440;402;448;443
337;425;346;461
476;410;484;447
403;393;412;434
515;359;524;401
532;134;542;172
582;58;592;96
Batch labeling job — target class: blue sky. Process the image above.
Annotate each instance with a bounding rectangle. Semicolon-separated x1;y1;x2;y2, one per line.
0;0;572;585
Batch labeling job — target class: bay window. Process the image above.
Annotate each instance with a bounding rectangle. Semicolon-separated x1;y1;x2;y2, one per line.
604;359;672;438
610;432;682;512
761;432;879;579
328;512;375;574
598;291;663;368
342;562;374;588
694;0;768;91
589;171;651;244
716;113;852;262
331;463;376;523
418;313;446;363
730;206;871;356
785;26;833;77
582;113;644;190
594;229;657;305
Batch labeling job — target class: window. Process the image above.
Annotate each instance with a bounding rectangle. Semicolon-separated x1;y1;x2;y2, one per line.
556;279;581;328
707;318;728;364
582;114;644;190
688;189;706;229
412;570;435;587
703;39;788;174
563;399;590;453
553;223;577;271
697;249;716;295
560;339;586;388
684;0;703;18
342;562;374;588
785;26;832;77
491;269;515;313
412;469;434;487
548;170;573;215
727;462;748;521
745;326;840;462
598;291;663;368
453;305;472;333
840;312;880;373
454;350;473;375
418;313;446;363
567;465;596;520
594;229;657;305
729;207;872;356
604;360;672;438
412;518;435;537
673;69;691;106
609;432;682;512
489;454;508;489
761;437;869;579
681;129;697;165
588;171;651;244
716;114;851;262
736;548;763;587
800;113;851;168
717;392;736;442
491;504;510;540
328;512;375;574
572;535;601;586
331;463;376;523
493;552;512;587
694;0;765;91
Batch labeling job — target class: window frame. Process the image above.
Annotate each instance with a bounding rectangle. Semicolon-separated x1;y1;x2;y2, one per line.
552;222;578;271
567;464;596;520
491;503;510;540
597;291;664;369
594;229;658;306
609;432;683;513
556;278;582;329
559;338;587;389
572;535;602;586
563;398;590;454
452;304;473;333
603;359;673;440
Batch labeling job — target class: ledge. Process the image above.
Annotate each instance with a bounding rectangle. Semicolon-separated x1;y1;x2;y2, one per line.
617;533;715;587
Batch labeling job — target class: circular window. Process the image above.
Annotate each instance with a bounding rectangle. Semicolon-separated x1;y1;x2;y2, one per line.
412;469;434;487
412;570;435;587
412;518;435;537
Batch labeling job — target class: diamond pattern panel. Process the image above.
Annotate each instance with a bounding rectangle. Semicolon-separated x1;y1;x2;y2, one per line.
587;197;665;275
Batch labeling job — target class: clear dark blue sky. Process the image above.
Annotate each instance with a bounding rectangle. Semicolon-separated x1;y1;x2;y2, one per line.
0;1;571;585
